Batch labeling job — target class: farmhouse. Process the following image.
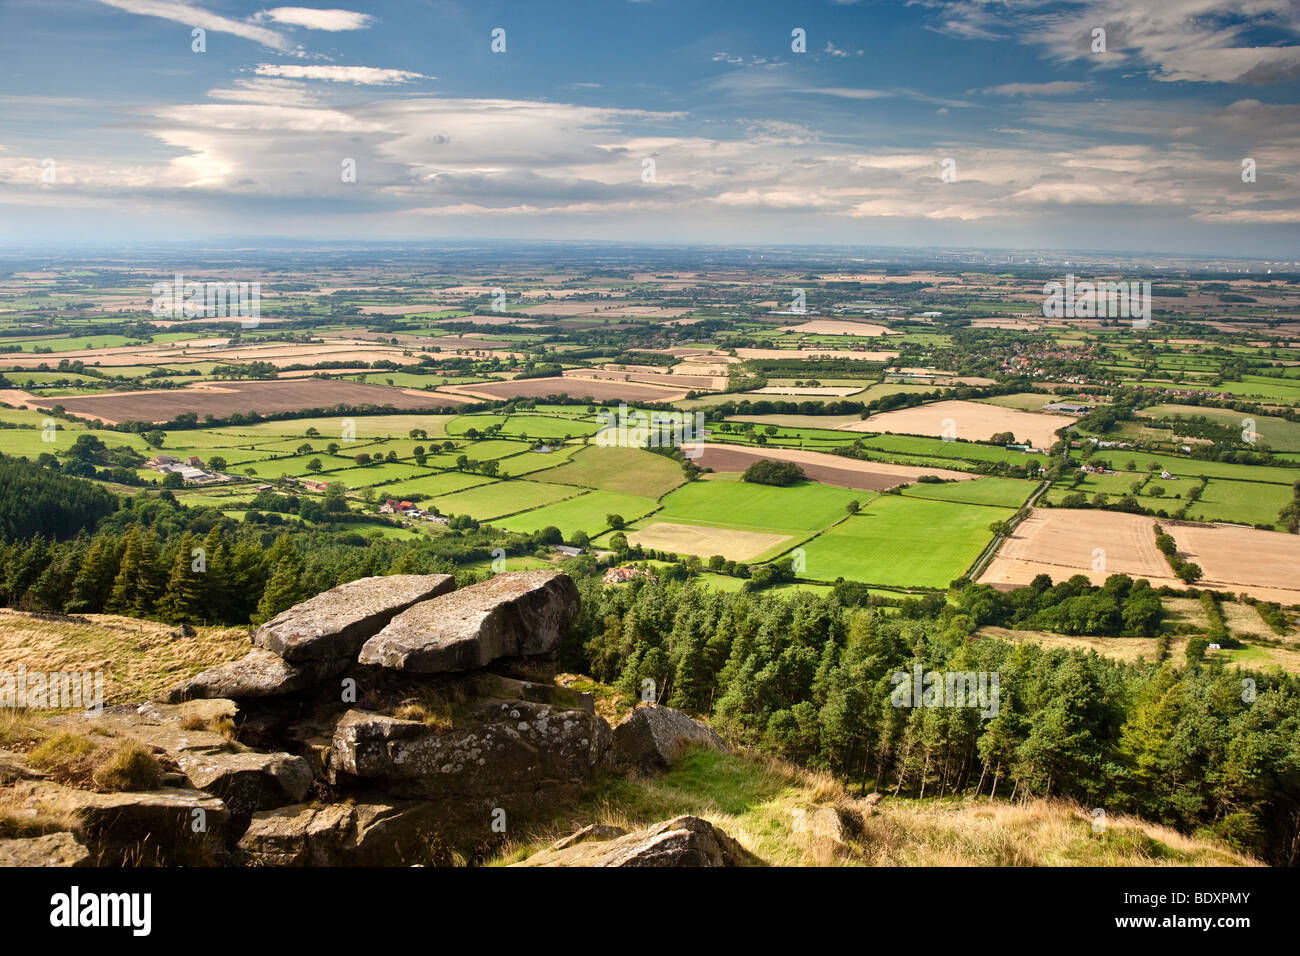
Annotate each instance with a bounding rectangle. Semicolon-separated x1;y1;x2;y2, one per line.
300;479;330;493
603;566;656;585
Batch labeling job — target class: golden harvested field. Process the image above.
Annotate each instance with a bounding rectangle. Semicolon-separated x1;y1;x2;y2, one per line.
628;521;792;561
978;626;1164;665
565;368;725;390
734;347;899;361
444;377;689;403
776;319;893;336
1169;522;1300;605
979;509;1184;590
842;399;1074;449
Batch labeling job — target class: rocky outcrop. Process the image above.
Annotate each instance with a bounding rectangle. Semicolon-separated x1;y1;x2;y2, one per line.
7;779;230;863
177;750;313;816
514;815;754;867
8;570;743;867
168;649;328;703
254;573;455;662
237;798;449;867
327;676;609;803
611;704;726;772
0;832;91;867
358;570;579;673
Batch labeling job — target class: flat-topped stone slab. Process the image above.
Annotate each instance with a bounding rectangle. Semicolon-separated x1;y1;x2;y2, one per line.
357;570;579;673
253;574;456;662
167;649;326;702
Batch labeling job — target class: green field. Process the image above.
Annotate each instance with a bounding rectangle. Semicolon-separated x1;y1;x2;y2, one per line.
654;475;865;534
1138;404;1300;452
900;476;1037;508
538;445;686;497
1178;478;1293;527
797;496;1013;588
429;478;578;520
491;489;660;539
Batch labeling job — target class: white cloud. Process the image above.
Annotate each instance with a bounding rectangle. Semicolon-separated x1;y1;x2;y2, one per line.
255;7;374;31
253;64;428;85
931;0;1300;85
980;81;1092;97
92;0;296;51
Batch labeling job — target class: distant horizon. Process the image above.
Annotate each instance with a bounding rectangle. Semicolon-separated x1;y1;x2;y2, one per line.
0;236;1295;272
2;1;1298;255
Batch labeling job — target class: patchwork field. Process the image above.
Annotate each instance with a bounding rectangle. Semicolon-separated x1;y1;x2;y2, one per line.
841;399;1074;450
979;509;1184;591
492;489;660;539
627;521;793;561
540;445;687;497
443;377;689;402
654;475;867;534
691;443;973;490
30;380;466;424
1170;522;1300;605
798;495;1014;588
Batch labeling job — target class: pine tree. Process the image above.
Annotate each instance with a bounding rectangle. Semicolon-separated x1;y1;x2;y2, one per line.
156;533;203;624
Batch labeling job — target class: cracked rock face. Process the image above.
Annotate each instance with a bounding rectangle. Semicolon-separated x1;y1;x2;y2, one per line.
358;570;579;673
254;574;456;662
327;694;611;801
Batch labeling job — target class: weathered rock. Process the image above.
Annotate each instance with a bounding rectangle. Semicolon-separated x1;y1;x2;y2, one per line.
254;573;456;662
863;792;883;807
0;832;91;867
327;692;611;801
8;779;230;861
611;704;726;772
357;570;579;673
167;649;330;702
548;823;628;851
791;805;849;846
177;750;313;815
0;749;43;785
48;699;311;815
237;799;448;866
514;815;754;867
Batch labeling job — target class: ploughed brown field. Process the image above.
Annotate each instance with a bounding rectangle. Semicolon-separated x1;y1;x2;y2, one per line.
443;376;689;403
691;442;973;491
29;379;469;425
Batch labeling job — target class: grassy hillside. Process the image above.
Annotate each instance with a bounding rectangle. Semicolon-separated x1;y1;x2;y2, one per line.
493;747;1259;867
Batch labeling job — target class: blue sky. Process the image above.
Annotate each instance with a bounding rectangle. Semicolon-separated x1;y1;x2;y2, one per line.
1;0;1298;255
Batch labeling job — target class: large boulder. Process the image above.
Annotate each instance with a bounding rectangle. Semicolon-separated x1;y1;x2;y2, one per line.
611;704;726;772
327;676;610;802
357;570;579;674
237;798;450;866
254;573;456;662
0;832;91;867
167;649;335;702
791;805;853;847
176;750;313;816
514;815;754;867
